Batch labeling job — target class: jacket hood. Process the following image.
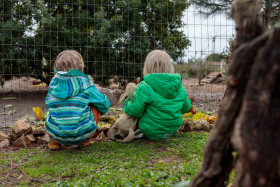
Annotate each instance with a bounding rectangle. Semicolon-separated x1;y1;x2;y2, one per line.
49;69;92;99
144;73;182;99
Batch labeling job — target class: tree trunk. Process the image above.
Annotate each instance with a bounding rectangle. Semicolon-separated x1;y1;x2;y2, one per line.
190;0;280;186
232;28;280;187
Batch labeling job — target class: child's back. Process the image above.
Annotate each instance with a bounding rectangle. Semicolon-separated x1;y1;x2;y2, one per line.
124;50;192;139
45;50;110;147
124;73;191;139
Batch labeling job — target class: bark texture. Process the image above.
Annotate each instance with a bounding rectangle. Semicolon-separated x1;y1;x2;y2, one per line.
190;0;280;186
232;28;280;187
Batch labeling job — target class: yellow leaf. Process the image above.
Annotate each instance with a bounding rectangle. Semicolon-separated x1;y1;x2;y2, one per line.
32;107;44;120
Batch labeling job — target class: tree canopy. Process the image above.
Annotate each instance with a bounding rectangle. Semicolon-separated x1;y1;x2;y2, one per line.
1;0;191;84
206;53;224;62
190;0;280;27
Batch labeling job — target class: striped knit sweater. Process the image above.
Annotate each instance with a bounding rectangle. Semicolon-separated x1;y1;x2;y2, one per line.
45;69;110;145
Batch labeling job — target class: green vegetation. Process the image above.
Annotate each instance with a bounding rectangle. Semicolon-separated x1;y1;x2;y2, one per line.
205;53;224;62
175;63;222;79
190;0;279;27
0;132;208;186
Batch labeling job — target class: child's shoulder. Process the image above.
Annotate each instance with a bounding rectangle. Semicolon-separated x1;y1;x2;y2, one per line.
138;80;151;89
135;80;154;95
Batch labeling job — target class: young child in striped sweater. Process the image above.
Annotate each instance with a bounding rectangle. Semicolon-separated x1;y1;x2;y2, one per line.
45;50;110;149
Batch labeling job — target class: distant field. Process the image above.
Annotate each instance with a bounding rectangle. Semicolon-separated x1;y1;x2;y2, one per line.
174;63;227;79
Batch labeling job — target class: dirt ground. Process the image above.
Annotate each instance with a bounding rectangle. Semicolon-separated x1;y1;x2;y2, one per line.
182;78;226;113
0;77;226;132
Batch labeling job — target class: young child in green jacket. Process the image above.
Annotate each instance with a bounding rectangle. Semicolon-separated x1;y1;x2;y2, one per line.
124;50;196;139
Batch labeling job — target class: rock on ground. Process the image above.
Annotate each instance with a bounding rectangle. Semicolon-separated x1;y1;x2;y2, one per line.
0;131;10;141
13;134;31;147
11;119;33;139
193;119;211;132
37;134;50;143
0;139;10;148
180;119;194;132
26;134;36;142
96;85;124;106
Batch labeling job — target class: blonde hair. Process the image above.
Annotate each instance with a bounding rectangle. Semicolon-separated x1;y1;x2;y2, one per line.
143;50;174;75
54;50;84;71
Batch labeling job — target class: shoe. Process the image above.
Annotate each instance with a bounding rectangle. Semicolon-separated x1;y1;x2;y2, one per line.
48;138;62;150
80;137;91;147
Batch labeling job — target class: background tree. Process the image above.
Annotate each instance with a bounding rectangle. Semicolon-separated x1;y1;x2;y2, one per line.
205;53;224;62
190;0;280;27
1;0;191;85
0;0;45;80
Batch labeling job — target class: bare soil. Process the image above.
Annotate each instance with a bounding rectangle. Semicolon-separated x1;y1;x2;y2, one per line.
182;78;226;112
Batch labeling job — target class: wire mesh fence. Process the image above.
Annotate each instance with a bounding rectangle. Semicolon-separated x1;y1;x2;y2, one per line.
0;0;279;129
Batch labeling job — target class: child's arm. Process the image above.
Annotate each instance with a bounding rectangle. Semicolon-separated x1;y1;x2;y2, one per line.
124;83;150;118
189;104;197;114
87;86;110;115
181;95;192;114
90;105;101;124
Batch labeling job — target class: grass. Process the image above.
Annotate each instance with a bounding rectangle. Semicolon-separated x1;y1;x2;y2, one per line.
0;132;209;186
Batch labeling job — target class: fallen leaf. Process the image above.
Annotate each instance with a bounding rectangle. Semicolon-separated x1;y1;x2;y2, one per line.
18;174;23;180
34;120;45;126
2;97;17;100
2;109;16;115
3;104;13;108
32;107;44;120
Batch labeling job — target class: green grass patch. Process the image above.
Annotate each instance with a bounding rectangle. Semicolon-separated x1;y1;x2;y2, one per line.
0;132;209;186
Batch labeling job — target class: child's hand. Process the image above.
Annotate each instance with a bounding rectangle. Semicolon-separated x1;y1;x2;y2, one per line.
188;97;195;104
189;104;196;115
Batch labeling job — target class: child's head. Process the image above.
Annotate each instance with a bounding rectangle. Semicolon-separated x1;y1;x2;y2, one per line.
54;50;84;72
143;50;174;75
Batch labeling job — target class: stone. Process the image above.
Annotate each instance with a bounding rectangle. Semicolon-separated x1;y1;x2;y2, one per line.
33;129;47;137
96;86;124;106
193;119;211;132
13;135;31;147
37;134;50;143
0;131;10;141
26;134;36;142
94;131;107;142
11;119;33;138
0;139;10;148
179;119;194;132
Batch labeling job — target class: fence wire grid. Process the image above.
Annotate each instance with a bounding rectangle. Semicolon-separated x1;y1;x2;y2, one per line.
1;0;279;128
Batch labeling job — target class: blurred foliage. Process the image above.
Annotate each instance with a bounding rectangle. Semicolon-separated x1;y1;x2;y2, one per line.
0;0;191;85
190;0;280;27
175;60;222;79
205;53;224;62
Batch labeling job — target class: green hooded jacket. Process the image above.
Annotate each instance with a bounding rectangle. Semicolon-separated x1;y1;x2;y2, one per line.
124;73;191;139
